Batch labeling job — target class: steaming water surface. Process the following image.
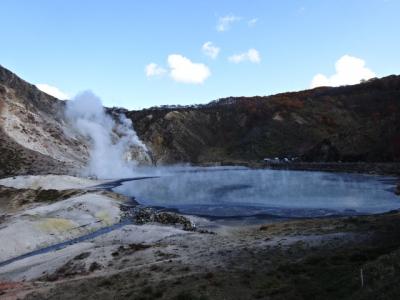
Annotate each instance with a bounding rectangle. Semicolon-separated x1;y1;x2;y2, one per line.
114;168;399;219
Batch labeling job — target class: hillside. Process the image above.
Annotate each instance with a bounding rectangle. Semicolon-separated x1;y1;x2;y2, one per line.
1;64;400;176
127;76;400;165
0;65;89;177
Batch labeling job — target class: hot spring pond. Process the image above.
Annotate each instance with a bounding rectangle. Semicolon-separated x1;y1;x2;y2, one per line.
114;167;400;219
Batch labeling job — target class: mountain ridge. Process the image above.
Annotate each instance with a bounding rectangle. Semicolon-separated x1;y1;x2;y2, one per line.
126;75;400;164
1;64;400;176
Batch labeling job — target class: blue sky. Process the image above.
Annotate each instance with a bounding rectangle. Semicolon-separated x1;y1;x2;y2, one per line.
1;0;399;109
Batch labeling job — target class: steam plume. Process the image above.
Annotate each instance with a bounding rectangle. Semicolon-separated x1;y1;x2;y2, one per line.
65;91;148;179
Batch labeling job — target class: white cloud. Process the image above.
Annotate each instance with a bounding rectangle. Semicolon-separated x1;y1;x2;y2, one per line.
202;41;220;59
167;54;211;84
248;18;258;27
216;14;241;32
36;83;69;100
310;55;376;88
298;7;306;14
145;63;167;77
228;48;261;64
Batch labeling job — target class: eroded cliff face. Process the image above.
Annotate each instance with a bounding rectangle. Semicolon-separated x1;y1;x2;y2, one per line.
0;65;89;176
0;65;154;177
127;76;400;165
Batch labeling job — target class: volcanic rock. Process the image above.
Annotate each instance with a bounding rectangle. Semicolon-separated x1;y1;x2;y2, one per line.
129;207;195;231
301;139;340;162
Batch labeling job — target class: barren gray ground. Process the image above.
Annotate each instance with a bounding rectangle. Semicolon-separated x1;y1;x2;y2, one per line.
1;175;400;300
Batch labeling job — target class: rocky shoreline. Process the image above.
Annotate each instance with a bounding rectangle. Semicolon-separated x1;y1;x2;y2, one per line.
196;161;400;177
263;162;400;176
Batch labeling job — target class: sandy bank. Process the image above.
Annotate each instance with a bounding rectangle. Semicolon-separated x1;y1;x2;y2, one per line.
0;175;106;190
0;192;123;262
